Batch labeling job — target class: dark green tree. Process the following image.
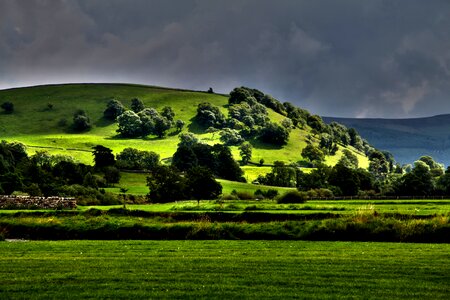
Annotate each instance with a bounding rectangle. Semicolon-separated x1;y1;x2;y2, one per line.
73;110;92;132
220;128;244;145
116;148;160;170
131;98;145;113
172;145;198;171
301;144;325;164
116;110;143;137
196;102;226;128
213;144;245;182
161;106;175;122
103;166;121;185
394;160;434;196
152;115;171;138
103;99;125;120
239;142;252;165
257;161;298;187
175;119;185;132
186;166;222;204
147;165;186;203
259;122;290;145
92;145;115;169
1;101;14;114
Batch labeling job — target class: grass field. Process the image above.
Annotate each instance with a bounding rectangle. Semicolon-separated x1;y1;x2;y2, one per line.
0;240;449;299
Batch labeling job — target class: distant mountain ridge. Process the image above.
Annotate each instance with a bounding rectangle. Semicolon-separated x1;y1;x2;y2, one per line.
323;114;450;166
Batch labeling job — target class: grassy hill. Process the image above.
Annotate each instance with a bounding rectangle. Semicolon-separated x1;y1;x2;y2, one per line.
0;83;368;190
323;115;450;166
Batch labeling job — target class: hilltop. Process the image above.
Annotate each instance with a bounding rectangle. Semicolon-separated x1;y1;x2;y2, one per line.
323;114;450;166
0;83;369;182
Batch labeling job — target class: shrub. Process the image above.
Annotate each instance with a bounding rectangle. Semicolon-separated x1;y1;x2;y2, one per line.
72;110;92;132
277;190;308;204
1;101;14;114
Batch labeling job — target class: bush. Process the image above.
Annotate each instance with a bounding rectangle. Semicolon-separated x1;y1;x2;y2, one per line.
1;101;14;114
277;190;308;204
0;232;5;241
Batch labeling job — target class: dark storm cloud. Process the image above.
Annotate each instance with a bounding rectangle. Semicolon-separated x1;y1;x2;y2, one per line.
1;0;450;117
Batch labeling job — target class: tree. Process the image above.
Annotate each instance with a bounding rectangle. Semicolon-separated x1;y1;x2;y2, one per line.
178;132;200;148
147;165;186;203
172;145;198;171
207;87;214;93
103;99;125;120
196;102;226;128
307;115;326;134
394;160;434;196
161;106;175;122
257;161;298;187
229;87;253;104
418;155;444;177
329;122;350;145
1;101;14;114
328;163;361;196
220;128;244;146
152;115;171;138
73;110;92;132
213;144;245;182
339;149;359;168
297;164;332;190
103;166;121;185
185;166;222;204
175;119;185;132
239;142;252;165
92;145;115;169
301;144;325;164
259;122;290;145
117;111;142;137
116;148;160;170
281;118;293;129
131;98;145;113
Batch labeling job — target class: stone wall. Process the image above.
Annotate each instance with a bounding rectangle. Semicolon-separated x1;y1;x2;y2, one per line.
0;195;77;210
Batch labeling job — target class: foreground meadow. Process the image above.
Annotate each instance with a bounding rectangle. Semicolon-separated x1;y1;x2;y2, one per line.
0;240;449;299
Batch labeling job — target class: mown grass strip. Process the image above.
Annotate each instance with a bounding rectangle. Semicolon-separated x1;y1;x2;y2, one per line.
0;240;449;299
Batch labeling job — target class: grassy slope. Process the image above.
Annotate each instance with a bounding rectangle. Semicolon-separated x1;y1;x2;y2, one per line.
0;240;449;299
0;83;369;189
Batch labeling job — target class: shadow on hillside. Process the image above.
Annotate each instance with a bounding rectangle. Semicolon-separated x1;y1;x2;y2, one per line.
249;138;283;150
94;117;115;128
105;135;163;141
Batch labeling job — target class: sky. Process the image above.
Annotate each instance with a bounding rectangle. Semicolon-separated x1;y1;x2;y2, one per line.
1;0;450;118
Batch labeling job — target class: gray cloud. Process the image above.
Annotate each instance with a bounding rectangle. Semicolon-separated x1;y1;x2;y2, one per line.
1;0;450;117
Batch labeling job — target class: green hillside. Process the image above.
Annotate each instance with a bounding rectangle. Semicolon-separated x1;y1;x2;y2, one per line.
0;83;369;182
